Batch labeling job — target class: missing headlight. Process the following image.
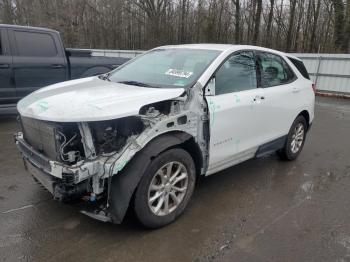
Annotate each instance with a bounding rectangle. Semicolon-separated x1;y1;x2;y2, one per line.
89;117;145;154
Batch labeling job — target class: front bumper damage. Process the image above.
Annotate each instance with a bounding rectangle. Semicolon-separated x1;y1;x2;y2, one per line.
15;132;108;200
15;132;117;222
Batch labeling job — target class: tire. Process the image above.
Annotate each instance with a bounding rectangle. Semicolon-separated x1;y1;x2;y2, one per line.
278;115;307;161
133;148;196;228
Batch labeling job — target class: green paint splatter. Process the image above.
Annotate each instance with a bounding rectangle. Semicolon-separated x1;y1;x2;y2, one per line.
233;94;241;103
114;160;128;173
234;138;240;152
208;98;220;127
37;101;49;111
88;103;103;110
174;79;187;86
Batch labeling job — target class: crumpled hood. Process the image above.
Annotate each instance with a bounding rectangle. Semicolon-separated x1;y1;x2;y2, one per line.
17;77;185;122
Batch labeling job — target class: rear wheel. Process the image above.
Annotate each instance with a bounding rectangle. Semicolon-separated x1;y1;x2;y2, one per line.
134;148;196;228
278;115;307;161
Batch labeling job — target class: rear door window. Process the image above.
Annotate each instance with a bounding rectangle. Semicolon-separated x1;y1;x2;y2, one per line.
258;52;296;88
14;31;57;57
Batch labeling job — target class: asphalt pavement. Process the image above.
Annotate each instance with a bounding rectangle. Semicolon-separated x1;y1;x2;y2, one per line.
0;96;349;262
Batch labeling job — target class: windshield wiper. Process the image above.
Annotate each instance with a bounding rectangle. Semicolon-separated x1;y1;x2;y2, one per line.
117;80;159;88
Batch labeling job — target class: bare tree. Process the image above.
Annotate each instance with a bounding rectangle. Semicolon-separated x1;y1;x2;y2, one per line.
285;0;297;52
0;0;346;53
1;0;14;23
264;0;274;47
308;0;322;52
232;0;241;43
253;0;262;45
344;0;350;52
331;0;345;51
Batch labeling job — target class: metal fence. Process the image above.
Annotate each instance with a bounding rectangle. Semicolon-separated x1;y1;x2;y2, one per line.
90;49;144;58
291;53;350;94
89;49;350;94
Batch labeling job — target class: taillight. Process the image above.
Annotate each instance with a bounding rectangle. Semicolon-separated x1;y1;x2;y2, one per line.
312;83;316;93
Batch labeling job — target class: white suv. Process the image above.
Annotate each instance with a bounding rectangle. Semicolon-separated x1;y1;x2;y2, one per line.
15;44;315;228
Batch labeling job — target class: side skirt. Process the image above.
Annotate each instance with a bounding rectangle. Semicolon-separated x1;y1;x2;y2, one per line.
255;135;287;158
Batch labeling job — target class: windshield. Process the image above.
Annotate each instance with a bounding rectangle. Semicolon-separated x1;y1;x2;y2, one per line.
108;48;221;88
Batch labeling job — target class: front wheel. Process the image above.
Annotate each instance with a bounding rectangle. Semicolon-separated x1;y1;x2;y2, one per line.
133;148;196;228
278;115;307;161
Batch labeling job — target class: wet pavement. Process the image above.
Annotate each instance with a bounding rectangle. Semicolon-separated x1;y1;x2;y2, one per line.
0;96;349;262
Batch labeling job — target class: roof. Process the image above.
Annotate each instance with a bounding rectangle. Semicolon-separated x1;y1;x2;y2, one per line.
158;44;236;51
0;24;58;34
156;43;292;58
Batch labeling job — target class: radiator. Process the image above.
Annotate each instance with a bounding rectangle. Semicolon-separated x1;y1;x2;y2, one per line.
20;117;61;161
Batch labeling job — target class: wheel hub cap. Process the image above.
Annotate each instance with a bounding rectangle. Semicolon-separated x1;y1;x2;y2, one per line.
148;161;189;216
291;123;305;154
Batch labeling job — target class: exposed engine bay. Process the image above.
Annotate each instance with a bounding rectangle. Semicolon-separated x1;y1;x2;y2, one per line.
90;117;145;155
20;115;146;165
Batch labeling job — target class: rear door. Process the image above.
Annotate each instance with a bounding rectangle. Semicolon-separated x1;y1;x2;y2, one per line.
255;51;300;142
206;51;266;175
10;29;67;98
0;29;16;105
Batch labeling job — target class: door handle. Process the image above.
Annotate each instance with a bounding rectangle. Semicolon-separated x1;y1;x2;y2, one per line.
292;87;300;93
253;95;265;102
0;64;9;69
51;64;64;68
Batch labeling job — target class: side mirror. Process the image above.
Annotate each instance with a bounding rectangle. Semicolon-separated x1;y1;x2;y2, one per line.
205;77;215;96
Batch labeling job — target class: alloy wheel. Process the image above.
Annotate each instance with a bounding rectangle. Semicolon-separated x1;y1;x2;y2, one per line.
290;123;305;154
147;161;188;216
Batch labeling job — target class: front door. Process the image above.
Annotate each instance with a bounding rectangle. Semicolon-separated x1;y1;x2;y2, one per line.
206;51;266;175
10;29;67;99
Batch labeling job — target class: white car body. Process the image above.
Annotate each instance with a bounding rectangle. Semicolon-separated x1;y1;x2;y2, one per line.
17;77;185;122
15;44;315;223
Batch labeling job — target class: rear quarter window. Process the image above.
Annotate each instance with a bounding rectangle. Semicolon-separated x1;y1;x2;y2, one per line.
14;31;58;57
287;57;310;80
258;52;296;88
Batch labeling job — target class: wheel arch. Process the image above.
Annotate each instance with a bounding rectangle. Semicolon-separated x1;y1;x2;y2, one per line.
145;131;203;171
149;130;203;178
297;110;310;130
108;131;202;223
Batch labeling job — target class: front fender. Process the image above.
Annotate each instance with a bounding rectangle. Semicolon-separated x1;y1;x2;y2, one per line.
108;132;192;223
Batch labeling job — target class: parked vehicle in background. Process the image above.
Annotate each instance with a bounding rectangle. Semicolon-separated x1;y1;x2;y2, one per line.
15;44;315;228
0;24;129;114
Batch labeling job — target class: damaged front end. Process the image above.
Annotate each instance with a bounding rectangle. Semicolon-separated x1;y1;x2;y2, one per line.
15;82;209;223
15;116;145;200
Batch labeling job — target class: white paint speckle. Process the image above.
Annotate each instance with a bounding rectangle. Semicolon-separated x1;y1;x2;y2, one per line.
337;234;350;251
301;181;314;193
0;234;24;248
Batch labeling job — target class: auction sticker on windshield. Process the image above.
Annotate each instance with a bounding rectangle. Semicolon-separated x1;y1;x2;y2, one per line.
165;69;193;78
